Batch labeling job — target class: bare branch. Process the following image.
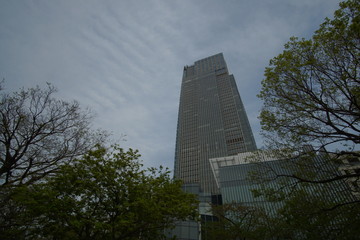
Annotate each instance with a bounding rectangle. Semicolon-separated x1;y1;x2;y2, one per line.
0;84;107;186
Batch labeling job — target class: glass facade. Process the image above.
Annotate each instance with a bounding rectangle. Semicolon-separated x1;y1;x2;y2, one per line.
210;149;355;215
218;159;287;214
174;53;257;194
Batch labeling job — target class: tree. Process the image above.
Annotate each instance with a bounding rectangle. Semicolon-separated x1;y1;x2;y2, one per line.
0;83;106;186
259;0;359;152
253;2;360;236
258;0;360;185
1;145;198;240
202;203;272;240
274;188;360;240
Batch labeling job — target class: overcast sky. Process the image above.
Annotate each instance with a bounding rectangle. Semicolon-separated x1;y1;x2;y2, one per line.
0;0;342;170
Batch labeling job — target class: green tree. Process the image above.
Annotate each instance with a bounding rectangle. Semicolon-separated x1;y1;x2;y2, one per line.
202;203;273;240
259;0;360;156
258;0;360;192
1;145;198;240
255;1;360;235
0;83;107;238
255;0;360;228
275;188;360;240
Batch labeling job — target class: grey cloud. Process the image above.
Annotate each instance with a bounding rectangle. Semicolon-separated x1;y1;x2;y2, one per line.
0;0;342;170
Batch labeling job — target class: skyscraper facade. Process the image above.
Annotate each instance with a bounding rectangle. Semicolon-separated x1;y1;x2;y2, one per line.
174;53;257;194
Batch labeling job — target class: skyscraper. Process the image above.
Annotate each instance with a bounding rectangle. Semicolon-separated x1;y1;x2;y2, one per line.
174;53;257;194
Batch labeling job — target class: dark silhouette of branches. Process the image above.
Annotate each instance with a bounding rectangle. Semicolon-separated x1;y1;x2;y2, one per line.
0;83;107;186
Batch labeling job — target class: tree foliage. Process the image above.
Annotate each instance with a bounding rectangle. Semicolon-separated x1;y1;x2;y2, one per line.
258;0;360;155
276;188;360;240
203;203;273;240
0;83;106;186
257;0;360;207
253;2;360;234
1;145;198;240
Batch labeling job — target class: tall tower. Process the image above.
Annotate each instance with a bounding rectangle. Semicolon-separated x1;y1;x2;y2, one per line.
174;53;257;194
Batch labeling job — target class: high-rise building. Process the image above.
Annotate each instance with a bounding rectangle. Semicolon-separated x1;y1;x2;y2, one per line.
174;53;257;194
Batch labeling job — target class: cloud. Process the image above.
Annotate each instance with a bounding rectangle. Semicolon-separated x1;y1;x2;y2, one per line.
0;0;342;169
